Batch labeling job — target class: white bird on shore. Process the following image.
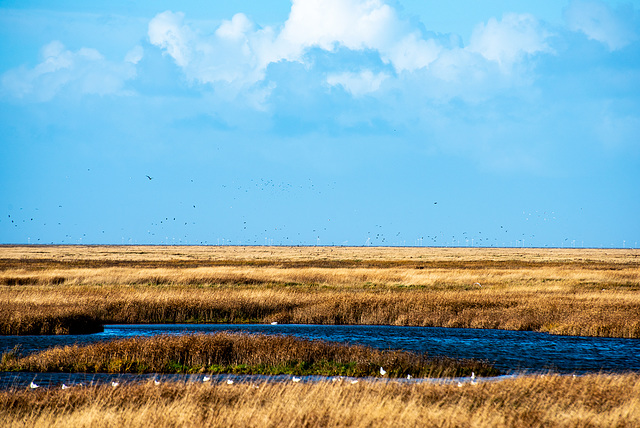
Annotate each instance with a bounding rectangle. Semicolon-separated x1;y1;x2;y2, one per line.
407;374;412;379
203;376;211;382
111;381;119;388
61;384;69;389
154;380;161;385
30;381;39;389
270;322;278;325
292;377;301;383
226;379;234;385
457;381;464;387
350;380;359;384
379;367;387;376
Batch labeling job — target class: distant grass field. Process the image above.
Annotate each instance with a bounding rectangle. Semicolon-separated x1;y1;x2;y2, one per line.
1;245;639;337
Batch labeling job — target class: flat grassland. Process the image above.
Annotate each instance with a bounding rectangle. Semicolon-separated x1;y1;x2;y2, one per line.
1;245;639;337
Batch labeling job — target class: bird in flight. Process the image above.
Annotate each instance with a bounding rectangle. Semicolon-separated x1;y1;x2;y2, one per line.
146;175;153;180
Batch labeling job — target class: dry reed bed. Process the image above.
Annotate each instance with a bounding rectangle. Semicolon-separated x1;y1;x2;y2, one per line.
3;264;640;288
2;284;640;337
1;246;639;337
2;374;639;427
0;332;497;377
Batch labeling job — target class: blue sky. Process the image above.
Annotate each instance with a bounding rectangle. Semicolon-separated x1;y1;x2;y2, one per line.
1;0;639;248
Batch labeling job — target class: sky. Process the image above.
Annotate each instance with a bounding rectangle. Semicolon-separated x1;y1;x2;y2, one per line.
1;0;639;248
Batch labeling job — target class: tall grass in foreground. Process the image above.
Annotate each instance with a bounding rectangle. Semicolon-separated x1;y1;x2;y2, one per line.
0;332;498;377
1;374;639;427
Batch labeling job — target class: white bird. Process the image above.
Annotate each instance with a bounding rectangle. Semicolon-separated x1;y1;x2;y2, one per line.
407;374;412;380
154;380;161;386
61;384;69;390
292;377;301;383
379;367;387;376
471;372;475;381
203;376;211;382
226;379;234;385
350;380;359;384
111;381;119;388
30;381;39;389
270;322;278;325
457;381;464;388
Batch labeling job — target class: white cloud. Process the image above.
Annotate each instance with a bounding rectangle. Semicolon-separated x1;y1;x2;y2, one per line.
1;41;136;101
147;11;272;87
326;70;389;96
564;0;637;51
468;13;552;70
147;11;193;67
148;0;444;91
125;45;144;64
216;13;254;41
147;1;558;103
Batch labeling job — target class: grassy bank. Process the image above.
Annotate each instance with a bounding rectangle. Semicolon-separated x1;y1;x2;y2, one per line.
1;374;639;427
1;246;639;337
0;332;498;377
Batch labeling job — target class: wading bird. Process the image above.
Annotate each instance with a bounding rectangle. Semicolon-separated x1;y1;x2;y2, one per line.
380;367;387;376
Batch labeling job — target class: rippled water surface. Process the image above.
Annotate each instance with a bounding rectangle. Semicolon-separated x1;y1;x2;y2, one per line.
2;324;639;388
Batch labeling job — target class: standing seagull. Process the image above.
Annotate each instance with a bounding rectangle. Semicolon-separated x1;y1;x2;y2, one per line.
30;381;39;389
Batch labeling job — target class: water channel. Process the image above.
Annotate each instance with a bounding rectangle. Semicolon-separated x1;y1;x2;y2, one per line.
2;324;639;389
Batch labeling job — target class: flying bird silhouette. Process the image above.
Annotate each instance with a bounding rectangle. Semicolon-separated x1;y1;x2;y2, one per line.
146;175;153;180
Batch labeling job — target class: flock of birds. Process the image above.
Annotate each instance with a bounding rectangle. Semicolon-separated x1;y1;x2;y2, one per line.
1;174;588;247
27;368;480;390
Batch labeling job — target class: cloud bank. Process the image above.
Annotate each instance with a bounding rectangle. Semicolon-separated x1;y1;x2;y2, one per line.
3;0;637;106
144;0;554;100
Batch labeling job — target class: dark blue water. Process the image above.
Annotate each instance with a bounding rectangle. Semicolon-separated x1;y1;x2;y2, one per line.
2;324;639;375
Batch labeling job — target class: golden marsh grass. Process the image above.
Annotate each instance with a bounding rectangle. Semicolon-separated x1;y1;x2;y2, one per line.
0;332;498;377
1;374;639;427
1;245;639;337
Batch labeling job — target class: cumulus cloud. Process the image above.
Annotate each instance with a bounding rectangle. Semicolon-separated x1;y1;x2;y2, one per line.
147;0;556;105
468;13;552;70
1;41;136;101
147;0;444;91
148;11;274;87
564;0;638;51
